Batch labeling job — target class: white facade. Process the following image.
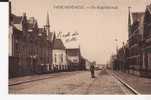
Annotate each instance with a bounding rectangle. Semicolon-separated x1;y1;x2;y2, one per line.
52;49;67;68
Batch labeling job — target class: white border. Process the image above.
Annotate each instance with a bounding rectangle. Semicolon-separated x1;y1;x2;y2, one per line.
0;1;150;100
0;2;8;95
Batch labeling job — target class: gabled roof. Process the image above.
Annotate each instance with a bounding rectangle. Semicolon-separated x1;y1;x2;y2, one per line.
53;39;65;50
12;14;22;24
66;48;80;56
51;32;56;42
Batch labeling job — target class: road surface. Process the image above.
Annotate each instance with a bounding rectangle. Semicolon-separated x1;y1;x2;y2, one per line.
9;69;134;94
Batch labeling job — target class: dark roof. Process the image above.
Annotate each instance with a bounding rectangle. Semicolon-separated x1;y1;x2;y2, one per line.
53;39;65;50
12;14;22;24
132;12;144;22
66;48;80;56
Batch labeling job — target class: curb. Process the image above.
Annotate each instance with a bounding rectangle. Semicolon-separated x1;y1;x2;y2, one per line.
112;72;141;95
9;76;54;86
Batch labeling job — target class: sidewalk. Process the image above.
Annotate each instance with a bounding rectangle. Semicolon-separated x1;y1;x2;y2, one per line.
9;73;57;86
112;70;151;94
9;71;81;86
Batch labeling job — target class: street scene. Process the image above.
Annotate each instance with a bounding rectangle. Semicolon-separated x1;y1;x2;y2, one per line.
9;0;151;95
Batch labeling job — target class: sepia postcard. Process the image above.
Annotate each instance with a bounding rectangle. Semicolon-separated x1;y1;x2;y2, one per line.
8;0;151;95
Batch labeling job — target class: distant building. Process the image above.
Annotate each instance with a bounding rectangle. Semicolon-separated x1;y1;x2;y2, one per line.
116;43;129;72
66;48;82;70
111;54;119;71
52;34;67;71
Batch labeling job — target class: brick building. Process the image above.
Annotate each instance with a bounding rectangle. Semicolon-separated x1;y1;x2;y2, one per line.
142;4;151;77
9;10;53;77
127;8;144;75
113;6;151;77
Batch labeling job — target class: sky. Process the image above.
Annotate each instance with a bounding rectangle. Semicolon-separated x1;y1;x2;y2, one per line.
11;0;148;64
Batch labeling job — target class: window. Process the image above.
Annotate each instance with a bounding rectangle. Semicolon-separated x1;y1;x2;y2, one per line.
54;54;57;63
61;54;63;63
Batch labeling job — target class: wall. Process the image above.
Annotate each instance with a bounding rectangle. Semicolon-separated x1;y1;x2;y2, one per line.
52;49;67;66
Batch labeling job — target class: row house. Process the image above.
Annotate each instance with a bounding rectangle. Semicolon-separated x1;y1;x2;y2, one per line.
127;8;144;75
142;4;151;77
128;4;151;77
9;13;85;78
51;34;85;71
113;5;151;77
9;2;86;77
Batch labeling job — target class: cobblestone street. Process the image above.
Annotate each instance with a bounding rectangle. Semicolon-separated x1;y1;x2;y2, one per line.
9;70;134;94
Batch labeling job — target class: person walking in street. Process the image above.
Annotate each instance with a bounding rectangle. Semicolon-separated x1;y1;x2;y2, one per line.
90;62;95;78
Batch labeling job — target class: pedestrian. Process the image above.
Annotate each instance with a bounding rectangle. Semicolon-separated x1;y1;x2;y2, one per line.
90;62;95;78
